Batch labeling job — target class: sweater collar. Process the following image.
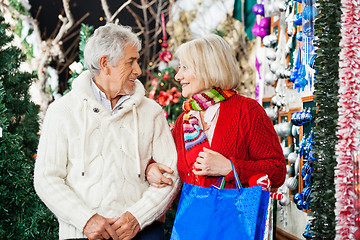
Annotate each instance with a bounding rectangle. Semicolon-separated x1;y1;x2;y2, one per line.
71;70;145;113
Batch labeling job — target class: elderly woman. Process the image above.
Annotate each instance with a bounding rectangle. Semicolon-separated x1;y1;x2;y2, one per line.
147;34;285;191
34;23;179;240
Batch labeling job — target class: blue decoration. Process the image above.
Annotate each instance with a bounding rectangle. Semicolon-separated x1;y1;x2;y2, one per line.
294;193;303;204
291;111;313;126
296;31;303;41
302;6;318;21
301;187;312;202
302;42;315;53
303;0;316;5
303;224;313;239
308;54;317;68
293;13;303;25
303;22;314;36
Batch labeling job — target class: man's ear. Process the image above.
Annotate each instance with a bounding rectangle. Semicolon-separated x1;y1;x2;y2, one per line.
98;55;109;75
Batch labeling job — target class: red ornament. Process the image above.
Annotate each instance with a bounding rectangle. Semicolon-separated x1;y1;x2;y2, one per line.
163;73;170;81
163;110;168;119
159;51;172;63
356;184;360;194
356;215;360;227
355;169;360;178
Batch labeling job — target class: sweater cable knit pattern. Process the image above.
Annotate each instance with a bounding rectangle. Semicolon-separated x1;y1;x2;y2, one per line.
172;94;286;189
34;70;180;239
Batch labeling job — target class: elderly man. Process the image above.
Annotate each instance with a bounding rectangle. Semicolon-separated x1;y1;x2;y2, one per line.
34;23;179;240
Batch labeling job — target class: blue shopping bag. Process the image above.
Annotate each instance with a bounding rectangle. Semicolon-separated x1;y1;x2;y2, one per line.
170;162;270;240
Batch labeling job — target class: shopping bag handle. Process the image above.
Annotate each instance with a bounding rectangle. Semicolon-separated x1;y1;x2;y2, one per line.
216;159;243;189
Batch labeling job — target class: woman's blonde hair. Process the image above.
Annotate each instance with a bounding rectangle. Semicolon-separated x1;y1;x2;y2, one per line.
175;34;241;90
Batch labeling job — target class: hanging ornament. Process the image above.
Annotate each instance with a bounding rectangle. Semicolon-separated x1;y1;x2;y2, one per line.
286;176;298;191
252;3;265;16
288;152;298;164
159;13;172;63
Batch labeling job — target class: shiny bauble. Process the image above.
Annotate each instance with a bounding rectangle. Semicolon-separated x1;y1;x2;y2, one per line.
302;6;318;21
259;17;271;28
289;71;298;83
266;48;276;60
357;214;360;227
252;24;269;38
283;147;291;159
303;22;314;36
286;176;298;191
288;152;298;164
294;76;308;91
280;122;292;137
265;106;278;121
264;72;277;86
279;195;291;206
286;164;294;175
293;192;303;204
271;95;282;107
262;34;278;47
252;3;265;15
270;61;281;74
296;31;303;41
293;13;303;25
301;187;312;202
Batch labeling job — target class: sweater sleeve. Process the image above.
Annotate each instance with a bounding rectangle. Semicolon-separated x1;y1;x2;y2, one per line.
126;111;181;229
224;101;286;188
34;104;96;232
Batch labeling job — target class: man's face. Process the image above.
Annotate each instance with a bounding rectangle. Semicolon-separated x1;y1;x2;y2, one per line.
108;44;141;95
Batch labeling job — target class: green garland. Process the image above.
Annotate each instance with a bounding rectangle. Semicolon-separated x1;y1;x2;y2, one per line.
309;0;341;237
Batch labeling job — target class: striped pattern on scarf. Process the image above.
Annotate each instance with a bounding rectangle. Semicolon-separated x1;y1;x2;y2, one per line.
182;88;236;112
183;88;236;151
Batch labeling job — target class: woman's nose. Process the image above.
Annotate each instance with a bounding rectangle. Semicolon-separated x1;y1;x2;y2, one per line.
175;71;182;82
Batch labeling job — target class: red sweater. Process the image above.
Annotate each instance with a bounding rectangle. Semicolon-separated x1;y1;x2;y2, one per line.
172;94;286;189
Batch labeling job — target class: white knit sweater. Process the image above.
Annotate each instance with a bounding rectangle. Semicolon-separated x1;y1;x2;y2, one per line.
34;70;180;239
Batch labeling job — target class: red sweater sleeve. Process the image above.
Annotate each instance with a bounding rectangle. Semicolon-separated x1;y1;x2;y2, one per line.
223;99;286;188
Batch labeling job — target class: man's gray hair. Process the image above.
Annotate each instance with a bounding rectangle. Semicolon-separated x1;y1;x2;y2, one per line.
84;23;142;75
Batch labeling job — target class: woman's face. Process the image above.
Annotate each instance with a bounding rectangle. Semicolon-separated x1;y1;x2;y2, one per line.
175;60;206;98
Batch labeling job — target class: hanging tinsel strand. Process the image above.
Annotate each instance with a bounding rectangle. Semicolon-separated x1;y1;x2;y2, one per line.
334;0;360;237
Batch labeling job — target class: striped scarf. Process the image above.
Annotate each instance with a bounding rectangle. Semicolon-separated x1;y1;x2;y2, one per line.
182;88;237;112
182;88;236;186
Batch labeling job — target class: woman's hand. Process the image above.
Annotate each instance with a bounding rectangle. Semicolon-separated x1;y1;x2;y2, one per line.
193;147;232;176
146;163;174;188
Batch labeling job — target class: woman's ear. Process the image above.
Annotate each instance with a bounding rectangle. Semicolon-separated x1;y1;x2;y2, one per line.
98;56;109;75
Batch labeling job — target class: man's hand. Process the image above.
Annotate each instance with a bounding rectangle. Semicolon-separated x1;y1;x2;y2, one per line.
146;162;174;188
83;214;119;240
110;211;140;240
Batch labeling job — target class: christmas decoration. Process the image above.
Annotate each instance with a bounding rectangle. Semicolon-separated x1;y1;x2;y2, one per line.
0;16;57;238
147;13;184;126
309;0;342;235
66;23;94;93
334;0;360;236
